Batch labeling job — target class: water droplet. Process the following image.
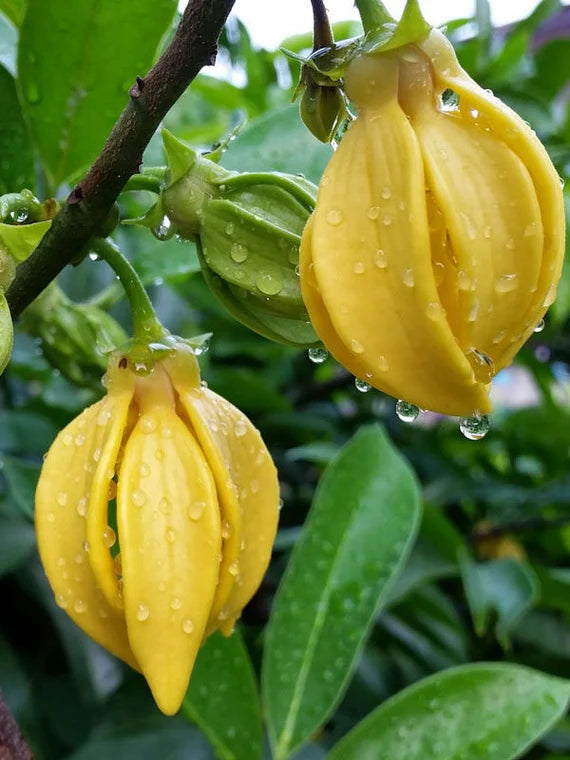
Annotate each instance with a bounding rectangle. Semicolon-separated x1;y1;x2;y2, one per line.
225;222;235;236
154;449;165;461
457;270;474;291
170;596;182;610
381;185;391;200
152;216;174;241
74;599;87;614
382;214;392;226
83;540;90;553
466;348;495;383
401;268;415;288
221;521;233;539
534;319;545;333
483;225;492;239
166;528;176;543
256;271;282;295
351;338;364;354
352;261;365;274
139;463;150;477
188;501;206;520
505;237;515;250
26;81;41;104
543;284;557;307
230;243;248;263
467;302;480;322
229;560;240;576
136;603;150;621
47;512;56;523
182;618;194;634
113;553;122;575
162;427;173;439
396;400;420;423
232;419;247;438
62;432;73;446
194;338;210;356
55;594;68;609
132;489;146;507
492;330;507;344
426;302;446;321
374;249;388;269
378;355;389;372
102;525;116;548
74;553;84;565
367;206;379;220
432;261;445;285
494;273;518;293
159;497;171;514
56;492;68;507
355;378;371;393
326;209;343;225
459;414;490;440
142;417;157;434
74;433;86;447
308;347;328;364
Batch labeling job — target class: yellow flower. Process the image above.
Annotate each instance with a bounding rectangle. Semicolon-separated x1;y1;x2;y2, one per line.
35;343;279;715
300;29;565;417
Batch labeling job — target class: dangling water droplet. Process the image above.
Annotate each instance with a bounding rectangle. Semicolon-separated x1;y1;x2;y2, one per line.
459;414;490;440
136;603;150;621
326;209;343;226
466;348;495;383
534;319;545;333
494;273;518;293
401;268;415;288
102;525;116;548
308;347;328;364
230;243;248;263
256;271;282;295
374;249;388;269
194;338;210;356
396;400;420;423
352;261;365;274
355;378;371;393
188;501;206;520
152;216;175;241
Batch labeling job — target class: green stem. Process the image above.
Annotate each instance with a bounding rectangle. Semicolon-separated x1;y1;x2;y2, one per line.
354;0;395;33
123;174;165;194
91;237;166;342
222;172;316;210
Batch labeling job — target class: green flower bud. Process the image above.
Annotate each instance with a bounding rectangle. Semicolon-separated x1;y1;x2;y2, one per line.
299;73;346;143
24;284;128;386
159;130;319;347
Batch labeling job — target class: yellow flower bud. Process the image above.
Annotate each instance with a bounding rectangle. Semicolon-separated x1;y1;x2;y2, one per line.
300;29;565;416
35;343;279;715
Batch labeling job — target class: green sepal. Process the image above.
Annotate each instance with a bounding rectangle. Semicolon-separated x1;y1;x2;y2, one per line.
0;220;52;263
198;243;318;348
0;290;13;375
299;75;348;143
122;197;166;230
362;0;431;54
283;37;361;83
162;128;197;184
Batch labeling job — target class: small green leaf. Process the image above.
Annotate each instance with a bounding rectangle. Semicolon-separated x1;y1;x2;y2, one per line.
459;552;539;647
263;425;421;760
18;0;177;189
328;663;570;760
363;0;431;55
182;630;263;760
0;220;51;262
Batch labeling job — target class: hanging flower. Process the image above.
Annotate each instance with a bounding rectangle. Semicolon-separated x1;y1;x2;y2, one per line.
300;28;565;417
35;342;280;715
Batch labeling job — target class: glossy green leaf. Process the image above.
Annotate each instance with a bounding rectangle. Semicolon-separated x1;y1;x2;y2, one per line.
222;104;331;184
263;425;421;760
182;630;262;760
0;0;24;26
18;0;177;189
0;66;34;195
459;552;539;647
329;663;570;760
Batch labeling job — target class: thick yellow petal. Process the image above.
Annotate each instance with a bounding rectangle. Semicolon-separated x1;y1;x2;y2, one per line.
399;53;543;372
171;375;279;635
310;54;490;415
117;402;221;715
420;29;565;367
35;398;137;669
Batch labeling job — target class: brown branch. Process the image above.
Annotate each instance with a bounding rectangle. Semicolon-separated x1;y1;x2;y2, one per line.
0;691;32;760
310;0;334;50
6;0;236;318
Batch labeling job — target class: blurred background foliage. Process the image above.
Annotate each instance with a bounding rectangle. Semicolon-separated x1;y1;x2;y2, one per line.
0;0;570;758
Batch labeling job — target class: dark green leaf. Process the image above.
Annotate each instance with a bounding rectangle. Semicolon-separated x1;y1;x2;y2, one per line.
0;65;34;193
328;663;570;760
459;552;539;647
0;0;24;26
0;455;40;518
0;520;36;576
263;425;421;760
18;0;177;188
182;630;262;760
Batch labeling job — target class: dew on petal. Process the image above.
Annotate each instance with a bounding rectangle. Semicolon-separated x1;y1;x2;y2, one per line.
182;618;194;634
102;525;116;548
326;209;343;225
355;378;371;393
374;249;388;269
459;414;490;440
308;347;328;364
401;268;415;288
136;603;150;622
495;273;518;293
188;501;206;520
396;400;420;423
351;338;364;354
